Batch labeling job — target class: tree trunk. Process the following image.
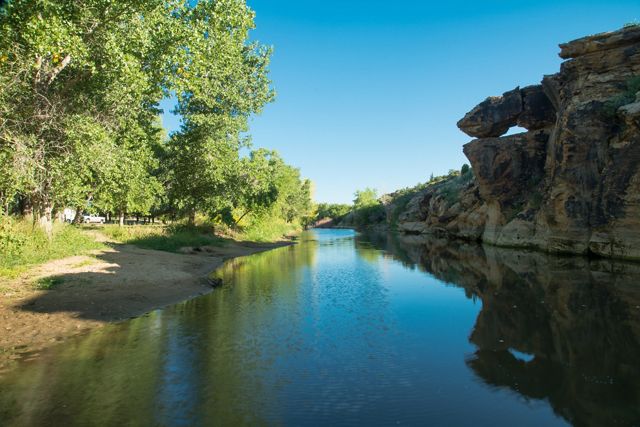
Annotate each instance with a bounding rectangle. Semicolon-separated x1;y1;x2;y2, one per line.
188;209;196;226
20;197;33;221
72;206;84;225
37;201;53;239
119;212;125;227
235;209;251;226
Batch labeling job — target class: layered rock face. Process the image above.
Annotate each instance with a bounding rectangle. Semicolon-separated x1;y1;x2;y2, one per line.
401;26;640;260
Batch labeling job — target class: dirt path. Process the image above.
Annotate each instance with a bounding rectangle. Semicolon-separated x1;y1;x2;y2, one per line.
0;234;292;365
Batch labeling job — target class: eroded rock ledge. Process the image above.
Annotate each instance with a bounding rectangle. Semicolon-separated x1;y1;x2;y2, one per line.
399;26;640;260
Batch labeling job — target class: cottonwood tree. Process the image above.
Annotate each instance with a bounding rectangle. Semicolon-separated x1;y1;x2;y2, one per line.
0;0;312;235
0;0;178;234
233;149;313;228
166;0;274;223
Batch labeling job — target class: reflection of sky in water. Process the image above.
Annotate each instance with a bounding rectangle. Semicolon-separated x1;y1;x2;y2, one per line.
509;349;535;363
3;229;640;426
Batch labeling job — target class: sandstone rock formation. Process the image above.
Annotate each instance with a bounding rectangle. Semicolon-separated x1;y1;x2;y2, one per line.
457;85;556;138
399;26;640;260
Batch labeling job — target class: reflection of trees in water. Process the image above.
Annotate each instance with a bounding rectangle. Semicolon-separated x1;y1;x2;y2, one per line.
0;243;321;427
2;231;639;425
360;231;640;426
0;230;395;426
0;313;168;425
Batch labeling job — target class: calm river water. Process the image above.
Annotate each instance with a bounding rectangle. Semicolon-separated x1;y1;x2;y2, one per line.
1;229;639;426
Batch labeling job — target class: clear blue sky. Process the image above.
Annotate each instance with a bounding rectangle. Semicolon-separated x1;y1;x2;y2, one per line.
161;0;640;204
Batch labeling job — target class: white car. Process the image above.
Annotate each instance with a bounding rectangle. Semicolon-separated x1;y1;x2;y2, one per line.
83;214;106;224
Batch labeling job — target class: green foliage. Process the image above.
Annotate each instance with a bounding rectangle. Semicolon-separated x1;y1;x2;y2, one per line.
383;182;429;228
237;217;298;242
0;215;26;255
0;0;309;247
102;224;224;253
315;203;351;220
0;218;103;278
436;168;474;204
603;76;640;117
0;0;177;224
0;0;301;240
354;203;386;227
353;188;378;209
349;167;476;229
33;275;64;290
349;188;385;227
440;184;461;204
222;149;313;234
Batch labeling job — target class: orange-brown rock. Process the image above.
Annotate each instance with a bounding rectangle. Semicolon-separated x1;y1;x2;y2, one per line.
400;26;640;260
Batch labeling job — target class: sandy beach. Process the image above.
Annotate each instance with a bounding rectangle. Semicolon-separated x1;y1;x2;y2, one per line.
0;233;292;366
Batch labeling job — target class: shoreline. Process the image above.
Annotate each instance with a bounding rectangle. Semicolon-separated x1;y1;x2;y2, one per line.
0;236;293;367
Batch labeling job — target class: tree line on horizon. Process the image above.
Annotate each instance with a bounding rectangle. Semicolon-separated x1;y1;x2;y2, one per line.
0;0;313;237
315;165;472;228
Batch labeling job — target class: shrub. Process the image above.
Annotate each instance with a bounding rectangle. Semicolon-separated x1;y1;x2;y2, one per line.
0;216;26;256
315;203;351;221
34;276;65;290
0;218;103;278
237;217;298;242
102;224;225;252
603;76;640;117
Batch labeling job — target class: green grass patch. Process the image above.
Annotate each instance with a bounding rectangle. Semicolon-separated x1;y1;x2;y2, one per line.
0;218;104;278
235;218;299;242
102;224;226;252
73;258;97;268
33;276;65;290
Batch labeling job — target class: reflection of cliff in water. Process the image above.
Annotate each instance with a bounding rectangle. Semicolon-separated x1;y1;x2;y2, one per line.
357;231;640;426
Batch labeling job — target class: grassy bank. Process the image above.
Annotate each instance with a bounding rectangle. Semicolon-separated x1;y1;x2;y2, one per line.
229;218;300;242
0;216;299;281
101;220;299;250
101;224;226;252
0;218;104;279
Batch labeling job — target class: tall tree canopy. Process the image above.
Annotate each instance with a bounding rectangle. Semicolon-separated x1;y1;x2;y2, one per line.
0;0;308;235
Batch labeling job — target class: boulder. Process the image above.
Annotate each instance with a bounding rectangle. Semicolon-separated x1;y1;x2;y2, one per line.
457;88;522;138
619;99;640;128
559;25;640;59
462;130;549;206
517;85;556;130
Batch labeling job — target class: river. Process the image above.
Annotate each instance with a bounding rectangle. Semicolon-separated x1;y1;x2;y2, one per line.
1;229;639;426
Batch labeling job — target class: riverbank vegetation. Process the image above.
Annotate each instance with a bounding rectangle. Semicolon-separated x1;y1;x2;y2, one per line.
0;0;314;278
0;0;313;247
0;217;103;278
314;165;473;229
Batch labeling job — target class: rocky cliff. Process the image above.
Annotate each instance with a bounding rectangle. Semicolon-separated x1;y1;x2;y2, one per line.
398;26;640;260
